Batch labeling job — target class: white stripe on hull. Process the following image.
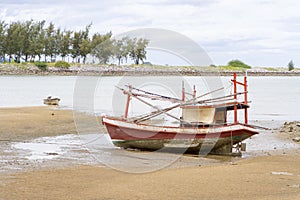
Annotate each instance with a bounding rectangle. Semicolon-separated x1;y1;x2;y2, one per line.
103;117;257;135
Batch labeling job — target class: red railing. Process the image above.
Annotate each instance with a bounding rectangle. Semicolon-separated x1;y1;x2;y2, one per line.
231;72;248;124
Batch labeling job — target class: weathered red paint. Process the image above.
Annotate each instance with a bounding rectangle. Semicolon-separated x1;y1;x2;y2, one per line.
244;75;248;124
103;118;257;141
233;72;238;124
124;85;132;118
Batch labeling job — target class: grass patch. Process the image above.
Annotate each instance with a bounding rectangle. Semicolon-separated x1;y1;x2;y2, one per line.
54;61;70;69
228;60;251;69
263;67;279;71
34;62;48;71
218;65;247;71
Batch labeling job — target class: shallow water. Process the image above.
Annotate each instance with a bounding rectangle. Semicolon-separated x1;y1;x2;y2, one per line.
0;75;299;173
1;119;297;174
1;134;221;174
0;75;299;120
243;120;300;157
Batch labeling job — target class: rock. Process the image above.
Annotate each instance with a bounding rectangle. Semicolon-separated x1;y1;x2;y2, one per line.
292;137;300;142
297;124;300;127
289;127;293;132
287;184;300;188
271;171;293;176
46;152;59;156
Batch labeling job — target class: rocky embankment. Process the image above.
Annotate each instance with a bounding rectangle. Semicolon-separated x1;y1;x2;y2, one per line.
280;121;300;143
1;63;300;76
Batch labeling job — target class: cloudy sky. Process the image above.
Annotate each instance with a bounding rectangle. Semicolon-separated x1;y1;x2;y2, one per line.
1;0;300;67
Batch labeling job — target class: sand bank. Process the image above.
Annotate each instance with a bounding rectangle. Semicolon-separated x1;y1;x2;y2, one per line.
0;106;100;141
0;155;300;200
0;106;299;200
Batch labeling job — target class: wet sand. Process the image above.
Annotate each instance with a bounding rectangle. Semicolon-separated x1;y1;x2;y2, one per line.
1;155;300;200
0;106;100;141
0;106;299;200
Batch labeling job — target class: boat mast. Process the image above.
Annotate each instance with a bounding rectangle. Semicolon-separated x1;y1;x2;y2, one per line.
124;85;132;119
233;73;238;124
244;74;248;124
193;85;196;98
182;81;185;101
231;72;249;124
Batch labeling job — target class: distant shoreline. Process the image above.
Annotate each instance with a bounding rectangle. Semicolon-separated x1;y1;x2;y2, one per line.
1;64;300;76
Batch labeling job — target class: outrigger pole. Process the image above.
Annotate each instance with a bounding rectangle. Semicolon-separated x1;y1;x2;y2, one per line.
231;72;248;124
185;86;225;104
124;85;132;119
119;89;245;124
125;85;182;103
119;74;248;124
117;86;182;122
244;74;248;124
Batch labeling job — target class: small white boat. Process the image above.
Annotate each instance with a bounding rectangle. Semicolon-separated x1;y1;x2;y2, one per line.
44;96;60;105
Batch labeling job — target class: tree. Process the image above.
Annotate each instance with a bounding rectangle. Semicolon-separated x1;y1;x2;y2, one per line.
128;38;149;65
36;22;46;61
288;60;294;71
68;23;92;64
53;28;63;62
121;37;131;63
228;59;251;69
90;32;112;50
0;20;152;65
71;31;83;63
59;30;72;61
80;38;91;64
44;22;56;62
79;24;92;64
28;20;45;62
0;21;7;61
113;38;128;65
90;32;112;63
5;21;25;62
93;38;114;64
22;20;34;62
135;38;149;64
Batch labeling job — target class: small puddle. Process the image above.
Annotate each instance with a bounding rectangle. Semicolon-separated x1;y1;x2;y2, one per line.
1;120;299;174
12;134;83;160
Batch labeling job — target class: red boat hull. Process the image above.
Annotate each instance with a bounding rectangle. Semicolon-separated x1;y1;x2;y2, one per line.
102;117;258;155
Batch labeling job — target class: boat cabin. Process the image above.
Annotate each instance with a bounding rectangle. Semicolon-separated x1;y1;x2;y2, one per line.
180;102;249;127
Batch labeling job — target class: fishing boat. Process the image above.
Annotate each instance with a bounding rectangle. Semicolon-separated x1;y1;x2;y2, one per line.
102;73;260;155
43;96;60;105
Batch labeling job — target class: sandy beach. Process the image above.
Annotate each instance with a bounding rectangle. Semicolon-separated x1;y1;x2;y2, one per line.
0;106;299;200
0;106;102;140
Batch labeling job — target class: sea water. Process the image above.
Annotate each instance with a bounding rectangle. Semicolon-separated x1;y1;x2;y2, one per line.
1;75;299;173
0;75;299;120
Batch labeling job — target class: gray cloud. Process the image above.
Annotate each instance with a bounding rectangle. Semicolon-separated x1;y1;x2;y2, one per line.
1;0;300;66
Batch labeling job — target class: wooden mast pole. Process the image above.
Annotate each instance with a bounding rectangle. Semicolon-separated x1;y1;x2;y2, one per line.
182;81;185;101
233;73;238;124
193;85;196;98
244;75;248;124
124;85;132;119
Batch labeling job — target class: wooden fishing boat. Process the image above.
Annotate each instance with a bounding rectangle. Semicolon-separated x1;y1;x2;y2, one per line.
102;73;260;155
43;96;60;105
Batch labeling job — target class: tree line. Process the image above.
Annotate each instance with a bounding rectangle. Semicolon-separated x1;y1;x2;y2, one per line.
0;20;149;65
